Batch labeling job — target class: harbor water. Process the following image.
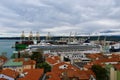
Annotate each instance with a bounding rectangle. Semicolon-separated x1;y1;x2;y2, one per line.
0;39;18;58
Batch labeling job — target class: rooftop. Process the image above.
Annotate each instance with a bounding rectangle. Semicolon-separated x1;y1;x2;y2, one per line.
14;58;36;65
0;56;7;62
46;56;60;65
18;69;44;80
114;64;120;71
3;59;22;67
0;69;19;78
0;78;7;80
3;58;36;67
46;62;95;80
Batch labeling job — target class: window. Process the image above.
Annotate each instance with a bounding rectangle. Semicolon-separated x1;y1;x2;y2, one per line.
64;65;66;67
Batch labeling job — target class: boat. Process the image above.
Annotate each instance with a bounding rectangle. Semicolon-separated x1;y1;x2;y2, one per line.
109;42;120;52
27;38;101;54
15;31;40;50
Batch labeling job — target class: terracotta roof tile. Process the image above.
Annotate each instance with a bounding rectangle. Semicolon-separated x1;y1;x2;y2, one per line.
1;69;19;78
46;62;95;80
44;54;49;57
14;58;36;65
86;53;104;59
18;69;44;80
0;78;7;80
114;64;120;70
46;56;60;65
0;56;7;62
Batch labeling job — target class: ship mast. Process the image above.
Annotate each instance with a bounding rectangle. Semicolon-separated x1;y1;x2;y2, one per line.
36;32;40;41
104;36;107;46
69;32;72;42
46;32;51;40
97;35;100;44
74;32;77;40
88;33;90;39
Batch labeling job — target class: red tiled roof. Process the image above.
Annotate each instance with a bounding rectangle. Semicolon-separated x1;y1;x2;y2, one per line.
14;58;36;65
44;54;49;58
23;60;36;65
114;64;120;71
46;72;61;80
84;54;120;69
86;53;104;59
46;62;95;80
93;57;120;64
0;78;7;80
1;69;19;78
18;69;44;80
46;56;60;65
52;62;79;72
0;56;7;62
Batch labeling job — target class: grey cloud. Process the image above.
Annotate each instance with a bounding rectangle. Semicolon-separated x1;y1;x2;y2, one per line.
0;0;120;36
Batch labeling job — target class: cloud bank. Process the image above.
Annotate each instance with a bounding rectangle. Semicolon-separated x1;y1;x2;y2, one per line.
0;0;120;37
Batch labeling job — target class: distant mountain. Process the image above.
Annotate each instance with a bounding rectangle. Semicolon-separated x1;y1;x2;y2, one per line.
90;29;120;36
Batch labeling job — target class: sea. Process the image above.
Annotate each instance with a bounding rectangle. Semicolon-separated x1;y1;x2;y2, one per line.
0;39;19;58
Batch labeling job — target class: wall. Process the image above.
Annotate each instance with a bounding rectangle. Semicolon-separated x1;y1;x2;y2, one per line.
117;71;120;80
110;67;117;80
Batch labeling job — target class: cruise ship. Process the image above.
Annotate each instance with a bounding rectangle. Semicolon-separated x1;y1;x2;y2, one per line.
28;39;101;53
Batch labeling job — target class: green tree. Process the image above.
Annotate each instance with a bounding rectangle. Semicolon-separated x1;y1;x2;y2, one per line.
91;65;108;80
37;62;51;73
30;48;44;63
20;53;30;58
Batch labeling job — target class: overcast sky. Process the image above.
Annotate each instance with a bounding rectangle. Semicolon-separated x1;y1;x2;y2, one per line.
0;0;120;37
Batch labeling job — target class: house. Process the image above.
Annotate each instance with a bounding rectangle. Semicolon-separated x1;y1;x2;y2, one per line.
86;53;105;60
0;69;19;80
3;58;36;73
84;53;120;70
18;69;44;80
14;58;36;70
